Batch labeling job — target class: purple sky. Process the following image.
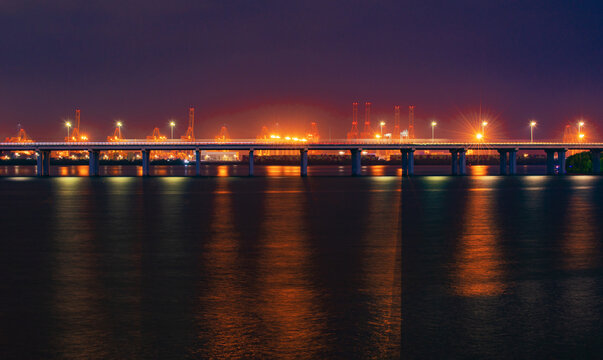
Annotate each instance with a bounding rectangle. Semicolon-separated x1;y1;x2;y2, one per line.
1;0;602;140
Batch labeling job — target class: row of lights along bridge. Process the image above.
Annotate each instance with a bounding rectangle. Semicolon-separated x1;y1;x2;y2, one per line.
3;104;593;144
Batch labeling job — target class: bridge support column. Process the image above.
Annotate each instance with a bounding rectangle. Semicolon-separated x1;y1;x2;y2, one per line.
459;150;467;175
407;150;415;176
88;150;100;176
300;149;308;177
36;151;43;176
141;150;150;176
451;150;458;175
558;149;566;175
195;149;201;176
36;150;50;176
509;150;517;175
498;150;507;175
401;150;408;176
546;150;555;175
591;150;601;174
248;150;254;176
351;149;362;176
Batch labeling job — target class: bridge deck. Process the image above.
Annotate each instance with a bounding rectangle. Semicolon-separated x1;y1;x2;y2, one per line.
1;140;603;151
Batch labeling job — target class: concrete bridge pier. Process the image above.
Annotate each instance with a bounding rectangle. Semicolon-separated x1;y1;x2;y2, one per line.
509;149;518;175
141;149;150;176
36;150;50;176
450;150;458;175
558;149;567;175
498;150;507;175
300;149;308;177
195;149;201;176
36;151;43;176
407;150;415;176
248;150;254;176
88;150;100;176
351;149;362;176
459;150;467;175
401;150;408;175
591;149;601;174
545;150;555;175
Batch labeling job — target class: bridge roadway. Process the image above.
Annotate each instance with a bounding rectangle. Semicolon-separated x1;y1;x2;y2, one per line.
0;140;602;176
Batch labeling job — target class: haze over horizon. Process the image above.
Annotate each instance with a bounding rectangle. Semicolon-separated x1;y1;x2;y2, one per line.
1;0;602;141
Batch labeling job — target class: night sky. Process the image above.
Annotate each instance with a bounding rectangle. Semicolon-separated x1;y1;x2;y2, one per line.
1;0;602;140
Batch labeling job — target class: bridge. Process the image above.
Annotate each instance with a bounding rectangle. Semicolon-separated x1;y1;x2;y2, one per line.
1;140;602;176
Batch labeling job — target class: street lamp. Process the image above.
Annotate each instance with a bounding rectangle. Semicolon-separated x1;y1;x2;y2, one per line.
481;121;488;138
169;121;176;139
431;121;437;141
578;121;585;142
530;121;536;143
65;121;71;140
116;121;123;139
380;121;385;136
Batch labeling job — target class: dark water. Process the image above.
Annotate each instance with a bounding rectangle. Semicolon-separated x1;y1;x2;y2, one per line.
1;166;601;359
403;175;603;359
0;175;401;359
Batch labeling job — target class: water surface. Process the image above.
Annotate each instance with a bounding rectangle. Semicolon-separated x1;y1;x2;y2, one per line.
2;169;601;359
402;175;603;358
0;164;546;177
0;176;401;359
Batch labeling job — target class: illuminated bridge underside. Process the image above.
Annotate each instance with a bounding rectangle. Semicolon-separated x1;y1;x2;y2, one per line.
1;140;602;177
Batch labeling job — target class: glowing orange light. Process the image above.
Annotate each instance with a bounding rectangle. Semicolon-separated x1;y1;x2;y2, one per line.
476;133;483;140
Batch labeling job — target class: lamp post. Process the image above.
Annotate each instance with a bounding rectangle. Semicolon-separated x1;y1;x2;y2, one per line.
481;121;488;138
170;121;176;139
116;121;123;139
380;121;385;137
65;121;71;141
530;121;536;143
431;121;437;141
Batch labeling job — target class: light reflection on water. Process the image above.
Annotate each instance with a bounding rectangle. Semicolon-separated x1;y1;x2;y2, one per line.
5;173;603;358
403;175;603;358
0;176;401;359
453;185;506;297
0;164;550;177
